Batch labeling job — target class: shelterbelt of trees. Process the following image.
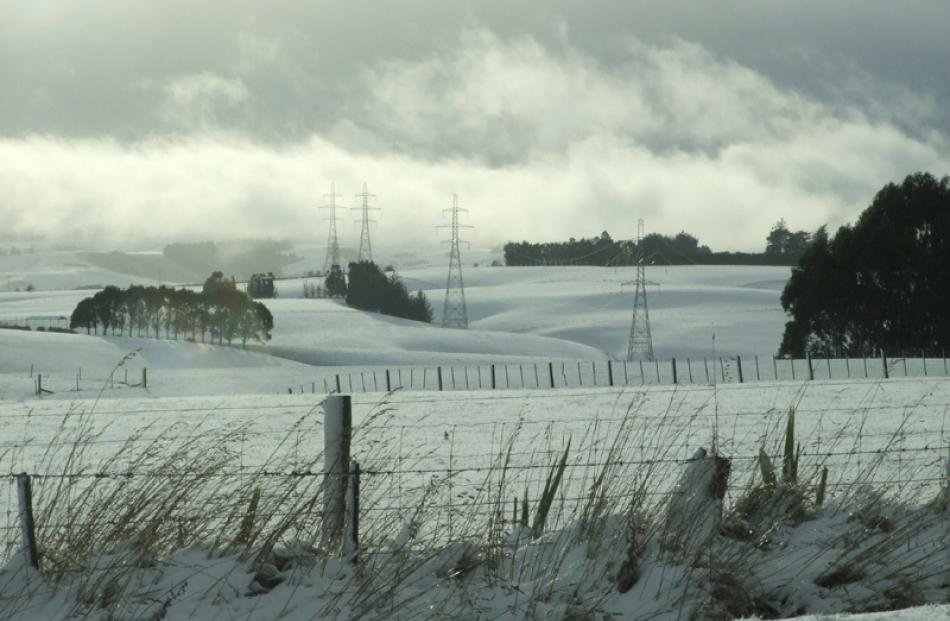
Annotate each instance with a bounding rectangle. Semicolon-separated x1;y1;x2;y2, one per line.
503;221;811;267
779;172;949;358
69;272;273;346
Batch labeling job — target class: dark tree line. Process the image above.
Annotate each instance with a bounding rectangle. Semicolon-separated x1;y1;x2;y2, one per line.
69;271;274;347
326;261;432;323
779;172;949;357
503;224;811;267
247;272;277;299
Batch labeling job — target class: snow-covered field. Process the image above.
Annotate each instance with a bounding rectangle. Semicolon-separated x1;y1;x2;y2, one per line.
0;250;947;620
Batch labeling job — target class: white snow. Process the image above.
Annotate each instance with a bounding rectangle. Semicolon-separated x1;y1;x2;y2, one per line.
0;250;946;620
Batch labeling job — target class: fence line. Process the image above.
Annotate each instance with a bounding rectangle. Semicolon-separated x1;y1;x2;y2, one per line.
7;354;948;400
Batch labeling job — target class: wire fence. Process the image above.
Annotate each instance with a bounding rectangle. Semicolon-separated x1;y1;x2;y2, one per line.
8;354;949;399
2;378;948;567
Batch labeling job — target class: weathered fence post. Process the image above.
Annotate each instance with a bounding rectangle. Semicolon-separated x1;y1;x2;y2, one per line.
437;367;444;391
687;358;693;383
549;362;555;388
922;352;927;376
142;367;147;389
335;374;342;393
607;360;614;386
639;360;645;385
736;356;743;383
754;355;760;381
845;357;850;378
385;370;392;392
491;364;496;389
671;358;678;385
902;356;908;377
882;353;889;379
772;357;778;380
807;354;814;381
790;359;796;380
719;357;726;382
16;473;39;571
863;357;868;378
623;361;629;384
655;359;661;383
323;395;352;549
343;460;360;562
703;357;709;383
36;374;42;395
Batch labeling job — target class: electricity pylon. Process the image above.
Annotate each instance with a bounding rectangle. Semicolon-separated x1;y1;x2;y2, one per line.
439;194;472;329
352;182;379;263
626;218;655;361
321;182;344;274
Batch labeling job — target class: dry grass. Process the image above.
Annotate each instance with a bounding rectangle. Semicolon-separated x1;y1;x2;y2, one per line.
0;383;947;620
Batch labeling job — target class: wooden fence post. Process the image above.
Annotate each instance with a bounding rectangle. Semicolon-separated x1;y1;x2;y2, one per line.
142;367;147;389
671;358;677;385
323;395;352;549
385;370;392;392
437;367;444;391
16;473;39;571
607;360;614;386
655;359;661;383
736;356;743;383
491;364;496;389
548;362;555;388
719;357;726;382
754;355;760;381
687;358;693;383
807;354;814;381
882;353;889;379
772;357;778;380
343;460;360;562
639;360;645;385
36;374;41;395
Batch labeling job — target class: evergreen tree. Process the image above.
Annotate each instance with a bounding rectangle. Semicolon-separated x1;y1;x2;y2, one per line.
779;172;950;357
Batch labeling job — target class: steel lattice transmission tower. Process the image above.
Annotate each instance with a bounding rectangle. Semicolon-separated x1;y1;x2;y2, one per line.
626;218;655;361
321;182;345;274
352;182;379;263
439;194;472;329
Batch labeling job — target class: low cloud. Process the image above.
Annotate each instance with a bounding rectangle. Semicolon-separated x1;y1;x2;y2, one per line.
2;29;947;253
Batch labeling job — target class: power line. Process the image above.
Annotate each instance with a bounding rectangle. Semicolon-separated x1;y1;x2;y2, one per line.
626;218;655;362
352;182;379;263
320;182;345;274
439;194;472;329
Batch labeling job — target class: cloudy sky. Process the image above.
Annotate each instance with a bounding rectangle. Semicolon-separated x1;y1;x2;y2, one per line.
2;1;949;252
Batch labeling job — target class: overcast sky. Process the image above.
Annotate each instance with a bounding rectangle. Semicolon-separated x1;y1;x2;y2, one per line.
2;1;949;252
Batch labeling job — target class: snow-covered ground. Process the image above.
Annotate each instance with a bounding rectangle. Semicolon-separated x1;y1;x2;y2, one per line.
0;250;947;620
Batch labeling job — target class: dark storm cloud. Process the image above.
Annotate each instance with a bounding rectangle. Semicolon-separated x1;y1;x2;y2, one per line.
1;1;948;251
